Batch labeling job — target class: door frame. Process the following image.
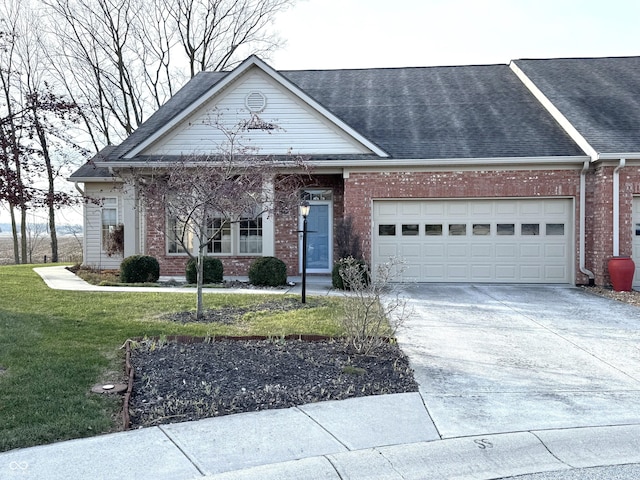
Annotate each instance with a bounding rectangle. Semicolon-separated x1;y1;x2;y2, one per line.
299;198;333;274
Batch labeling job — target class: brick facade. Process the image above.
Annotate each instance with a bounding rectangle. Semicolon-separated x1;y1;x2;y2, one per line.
141;165;640;286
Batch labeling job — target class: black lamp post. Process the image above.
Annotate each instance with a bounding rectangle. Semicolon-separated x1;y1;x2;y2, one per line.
300;201;310;304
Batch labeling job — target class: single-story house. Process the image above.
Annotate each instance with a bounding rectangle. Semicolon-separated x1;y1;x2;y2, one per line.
69;55;640;286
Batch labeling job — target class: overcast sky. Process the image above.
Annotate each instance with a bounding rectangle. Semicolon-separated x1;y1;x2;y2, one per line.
271;0;640;70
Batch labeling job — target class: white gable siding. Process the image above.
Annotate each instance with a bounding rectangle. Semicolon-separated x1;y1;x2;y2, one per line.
83;183;124;270
144;68;372;156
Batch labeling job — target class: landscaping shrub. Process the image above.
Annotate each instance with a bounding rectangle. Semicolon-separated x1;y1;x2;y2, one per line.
120;255;160;283
332;257;369;290
338;256;410;354
248;256;287;286
185;257;224;284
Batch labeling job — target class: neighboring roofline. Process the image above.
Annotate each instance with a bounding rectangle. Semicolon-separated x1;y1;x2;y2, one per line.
597;152;640;161
123;56;389;159
95;155;589;170
509;60;597;161
67;177;120;183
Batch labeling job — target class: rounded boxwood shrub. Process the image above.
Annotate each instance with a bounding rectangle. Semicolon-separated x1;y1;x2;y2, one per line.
185;257;224;284
332;257;369;290
120;255;160;283
248;256;287;287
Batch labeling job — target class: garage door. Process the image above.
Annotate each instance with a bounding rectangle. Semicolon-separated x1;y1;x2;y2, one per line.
373;198;573;283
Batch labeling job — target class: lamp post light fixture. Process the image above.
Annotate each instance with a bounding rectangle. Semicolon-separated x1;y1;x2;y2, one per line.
300;201;310;304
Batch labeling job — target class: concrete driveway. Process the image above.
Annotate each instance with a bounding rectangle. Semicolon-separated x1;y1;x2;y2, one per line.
395;285;640;438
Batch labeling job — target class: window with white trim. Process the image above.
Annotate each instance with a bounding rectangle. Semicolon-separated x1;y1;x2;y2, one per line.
239;217;263;253
101;198;118;251
167;215;193;254
207;218;232;254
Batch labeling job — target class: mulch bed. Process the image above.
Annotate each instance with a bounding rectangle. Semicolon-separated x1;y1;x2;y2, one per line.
127;338;418;428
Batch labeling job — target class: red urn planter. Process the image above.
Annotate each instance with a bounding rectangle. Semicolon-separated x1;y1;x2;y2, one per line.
608;256;636;292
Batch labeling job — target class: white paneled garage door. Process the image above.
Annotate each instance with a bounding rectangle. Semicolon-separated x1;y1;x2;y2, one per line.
373;198;573;283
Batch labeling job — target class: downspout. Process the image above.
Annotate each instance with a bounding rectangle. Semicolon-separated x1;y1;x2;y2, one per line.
613;158;626;257
579;159;595;283
74;181;85;196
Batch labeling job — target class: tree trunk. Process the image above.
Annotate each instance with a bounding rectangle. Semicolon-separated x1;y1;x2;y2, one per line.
20;206;27;264
196;247;205;319
10;208;19;264
34;111;59;263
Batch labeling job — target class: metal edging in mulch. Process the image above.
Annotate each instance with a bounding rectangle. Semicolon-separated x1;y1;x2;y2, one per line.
122;334;392;431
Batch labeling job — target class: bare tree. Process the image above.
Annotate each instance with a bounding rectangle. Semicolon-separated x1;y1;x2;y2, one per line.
171;0;292;77
42;0;294;148
0;6;29;263
131;116;308;318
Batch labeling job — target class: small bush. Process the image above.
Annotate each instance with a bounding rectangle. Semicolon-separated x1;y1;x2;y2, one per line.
248;256;287;287
338;256;410;355
185;257;224;284
120;255;160;283
332;257;369;290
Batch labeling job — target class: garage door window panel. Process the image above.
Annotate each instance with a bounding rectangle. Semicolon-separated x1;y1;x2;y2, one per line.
545;224;564;236
425;224;443;236
379;224;396;236
497;224;515;236
402;224;419;236
522;224;540;236
449;224;466;236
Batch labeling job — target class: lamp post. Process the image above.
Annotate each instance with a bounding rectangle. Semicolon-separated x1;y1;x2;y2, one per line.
300;201;310;304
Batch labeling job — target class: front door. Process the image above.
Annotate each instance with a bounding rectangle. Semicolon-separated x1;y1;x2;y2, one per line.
300;191;333;274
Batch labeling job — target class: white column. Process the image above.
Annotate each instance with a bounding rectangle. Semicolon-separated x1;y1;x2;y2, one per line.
262;177;275;256
122;182;139;257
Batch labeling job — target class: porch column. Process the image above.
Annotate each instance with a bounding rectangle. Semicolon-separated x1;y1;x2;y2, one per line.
262;177;275;256
122;182;139;257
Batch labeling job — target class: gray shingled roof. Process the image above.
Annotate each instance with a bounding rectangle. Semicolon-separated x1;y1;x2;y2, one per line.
513;57;640;155
282;64;583;159
75;60;587;173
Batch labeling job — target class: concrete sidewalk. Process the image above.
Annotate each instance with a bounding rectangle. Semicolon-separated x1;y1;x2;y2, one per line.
3;392;640;479
3;269;640;479
33;264;336;296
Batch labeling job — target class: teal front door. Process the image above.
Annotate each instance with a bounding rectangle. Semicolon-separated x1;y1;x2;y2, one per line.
300;202;332;273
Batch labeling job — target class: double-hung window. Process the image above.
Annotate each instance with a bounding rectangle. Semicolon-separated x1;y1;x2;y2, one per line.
167;216;193;254
207;218;232;254
101;198;118;252
239;217;263;254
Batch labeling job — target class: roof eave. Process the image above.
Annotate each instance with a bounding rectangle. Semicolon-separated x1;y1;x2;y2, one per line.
96;155;590;170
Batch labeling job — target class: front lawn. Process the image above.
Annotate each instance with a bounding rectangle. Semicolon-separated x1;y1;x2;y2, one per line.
0;265;344;452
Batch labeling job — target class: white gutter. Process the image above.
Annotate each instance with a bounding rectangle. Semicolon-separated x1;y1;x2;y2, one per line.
94;155;589;170
613;158;626;257
579;160;595;282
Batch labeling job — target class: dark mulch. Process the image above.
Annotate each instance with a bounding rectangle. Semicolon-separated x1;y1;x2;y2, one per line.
128;338;418;428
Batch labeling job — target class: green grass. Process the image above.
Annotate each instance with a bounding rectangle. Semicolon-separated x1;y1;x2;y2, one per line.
0;264;343;452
